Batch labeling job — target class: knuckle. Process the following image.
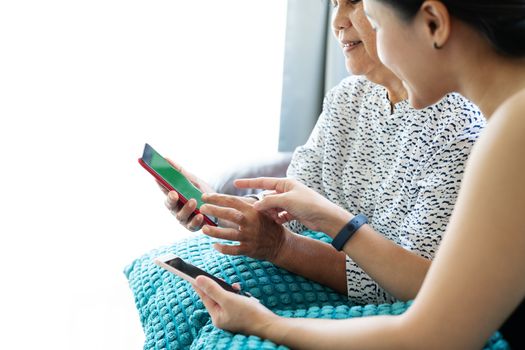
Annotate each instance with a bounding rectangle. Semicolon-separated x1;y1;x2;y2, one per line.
232;230;242;242
205;193;219;203
229;247;241;256
233;211;245;223
236;245;247;256
206;227;218;236
202;204;214;214
226;195;238;205
191;217;202;227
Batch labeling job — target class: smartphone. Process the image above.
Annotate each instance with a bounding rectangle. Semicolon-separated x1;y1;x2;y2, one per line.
138;143;217;226
153;254;253;298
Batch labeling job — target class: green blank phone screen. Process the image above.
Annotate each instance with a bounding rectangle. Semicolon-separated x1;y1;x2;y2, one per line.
147;147;205;208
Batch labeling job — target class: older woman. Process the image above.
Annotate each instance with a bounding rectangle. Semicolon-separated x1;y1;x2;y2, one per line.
192;0;525;348
187;1;483;305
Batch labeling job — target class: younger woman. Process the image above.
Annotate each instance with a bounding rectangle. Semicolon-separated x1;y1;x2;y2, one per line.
195;0;525;348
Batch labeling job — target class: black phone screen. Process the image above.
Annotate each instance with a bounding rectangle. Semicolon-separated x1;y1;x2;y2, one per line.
165;257;239;293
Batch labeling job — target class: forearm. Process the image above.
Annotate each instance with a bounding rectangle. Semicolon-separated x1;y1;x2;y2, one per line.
258;313;409;350
345;226;430;300
323;211;431;301
270;229;348;295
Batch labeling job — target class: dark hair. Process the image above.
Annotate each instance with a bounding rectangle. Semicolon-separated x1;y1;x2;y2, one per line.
376;0;525;57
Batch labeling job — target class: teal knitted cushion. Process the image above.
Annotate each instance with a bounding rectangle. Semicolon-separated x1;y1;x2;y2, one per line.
124;231;350;349
190;303;509;350
124;231;509;350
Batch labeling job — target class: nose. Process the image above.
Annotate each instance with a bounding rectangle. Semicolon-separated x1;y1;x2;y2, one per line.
331;5;352;35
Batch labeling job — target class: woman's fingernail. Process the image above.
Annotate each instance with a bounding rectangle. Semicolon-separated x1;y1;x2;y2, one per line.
196;276;205;287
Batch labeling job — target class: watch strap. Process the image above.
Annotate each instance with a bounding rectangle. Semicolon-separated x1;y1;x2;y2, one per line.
331;213;368;251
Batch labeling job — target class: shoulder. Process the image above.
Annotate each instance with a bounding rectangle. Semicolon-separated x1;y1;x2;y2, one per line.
463;89;525;189
432;93;485;126
337;75;373;92
326;75;379;103
434;93;482;116
424;93;486;142
487;89;525;146
496;88;525;123
454;89;525;237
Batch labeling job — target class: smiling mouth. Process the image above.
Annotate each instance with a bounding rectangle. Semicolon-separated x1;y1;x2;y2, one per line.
343;41;362;49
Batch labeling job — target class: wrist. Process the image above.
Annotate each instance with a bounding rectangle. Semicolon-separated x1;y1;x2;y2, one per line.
257;313;288;344
330;213;368;251
269;228;295;265
323;206;354;238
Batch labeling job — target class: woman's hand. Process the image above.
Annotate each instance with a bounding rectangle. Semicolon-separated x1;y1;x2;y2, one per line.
199;193;289;262
234;177;352;236
193;275;278;335
159;158;215;231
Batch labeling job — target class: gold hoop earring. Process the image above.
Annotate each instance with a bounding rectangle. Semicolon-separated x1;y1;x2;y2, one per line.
434;42;442;49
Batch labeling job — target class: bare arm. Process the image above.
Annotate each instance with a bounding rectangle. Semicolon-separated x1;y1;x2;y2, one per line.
275;218;430;300
326;219;431;301
271;229;348;295
195;275;410;350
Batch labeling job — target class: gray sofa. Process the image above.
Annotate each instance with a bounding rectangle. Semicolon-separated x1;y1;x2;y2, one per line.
211;152;293;196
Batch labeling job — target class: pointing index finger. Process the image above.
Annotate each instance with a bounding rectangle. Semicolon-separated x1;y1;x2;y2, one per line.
234;177;282;191
201;193;251;211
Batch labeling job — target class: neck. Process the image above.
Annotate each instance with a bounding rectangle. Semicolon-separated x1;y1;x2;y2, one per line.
458;57;525;119
452;39;525;118
365;67;407;104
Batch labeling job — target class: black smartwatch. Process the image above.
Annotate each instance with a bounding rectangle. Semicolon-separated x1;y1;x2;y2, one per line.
331;214;368;251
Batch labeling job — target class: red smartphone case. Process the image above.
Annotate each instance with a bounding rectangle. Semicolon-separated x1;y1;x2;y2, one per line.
138;158;217;226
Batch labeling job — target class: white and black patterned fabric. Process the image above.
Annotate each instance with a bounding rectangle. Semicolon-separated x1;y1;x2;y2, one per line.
287;75;486;304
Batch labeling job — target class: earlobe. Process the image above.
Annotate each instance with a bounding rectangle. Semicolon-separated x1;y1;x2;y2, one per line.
421;0;450;50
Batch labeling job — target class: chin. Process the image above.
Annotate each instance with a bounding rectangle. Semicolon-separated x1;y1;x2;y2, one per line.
345;59;374;77
345;64;363;76
407;89;445;110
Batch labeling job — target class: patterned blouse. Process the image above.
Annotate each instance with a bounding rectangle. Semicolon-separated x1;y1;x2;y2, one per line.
286;75;486;304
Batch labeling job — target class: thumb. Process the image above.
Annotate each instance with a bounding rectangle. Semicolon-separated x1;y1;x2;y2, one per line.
195;275;228;304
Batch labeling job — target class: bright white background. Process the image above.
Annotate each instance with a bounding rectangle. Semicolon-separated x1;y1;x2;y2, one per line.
0;1;287;348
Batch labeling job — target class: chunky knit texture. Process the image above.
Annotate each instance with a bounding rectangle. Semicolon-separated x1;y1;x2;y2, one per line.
124;231;509;350
191;305;509;350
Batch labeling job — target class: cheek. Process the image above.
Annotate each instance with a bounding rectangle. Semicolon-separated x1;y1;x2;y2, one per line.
375;31;400;74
